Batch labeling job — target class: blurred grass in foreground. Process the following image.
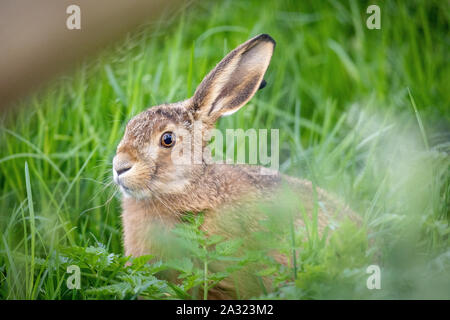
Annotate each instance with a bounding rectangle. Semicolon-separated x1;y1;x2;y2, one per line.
0;0;449;299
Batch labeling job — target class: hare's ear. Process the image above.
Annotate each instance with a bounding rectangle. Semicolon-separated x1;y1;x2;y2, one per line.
191;34;275;123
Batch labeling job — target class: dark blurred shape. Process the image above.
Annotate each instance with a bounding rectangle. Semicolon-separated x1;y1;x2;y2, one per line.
0;0;186;111
258;79;267;90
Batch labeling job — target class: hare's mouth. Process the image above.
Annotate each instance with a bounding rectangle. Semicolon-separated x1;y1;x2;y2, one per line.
116;179;134;194
119;182;131;192
119;184;133;197
115;178;129;191
115;177;150;199
113;168;132;189
113;172;133;195
117;181;141;198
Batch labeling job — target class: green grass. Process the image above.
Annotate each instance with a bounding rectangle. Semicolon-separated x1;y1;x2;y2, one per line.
0;0;449;299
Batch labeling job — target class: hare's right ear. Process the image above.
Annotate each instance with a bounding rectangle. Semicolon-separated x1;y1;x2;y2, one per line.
191;34;275;124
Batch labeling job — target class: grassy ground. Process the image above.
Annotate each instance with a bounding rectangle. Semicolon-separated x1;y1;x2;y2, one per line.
0;0;449;299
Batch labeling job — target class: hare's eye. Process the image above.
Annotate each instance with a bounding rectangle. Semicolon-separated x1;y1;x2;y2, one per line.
161;132;175;148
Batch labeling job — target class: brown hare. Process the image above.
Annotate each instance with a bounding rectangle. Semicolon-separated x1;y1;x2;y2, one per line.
112;34;359;299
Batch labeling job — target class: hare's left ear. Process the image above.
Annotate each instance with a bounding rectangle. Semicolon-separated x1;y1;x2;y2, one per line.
191;34;275;123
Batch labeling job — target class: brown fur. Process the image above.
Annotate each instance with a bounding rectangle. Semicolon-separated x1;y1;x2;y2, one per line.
112;34;360;299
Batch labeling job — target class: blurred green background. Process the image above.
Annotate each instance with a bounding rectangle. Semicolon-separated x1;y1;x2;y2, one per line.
0;0;448;299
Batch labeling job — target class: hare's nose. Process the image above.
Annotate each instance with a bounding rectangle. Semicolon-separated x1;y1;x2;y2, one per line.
113;155;133;176
113;154;134;177
116;166;132;176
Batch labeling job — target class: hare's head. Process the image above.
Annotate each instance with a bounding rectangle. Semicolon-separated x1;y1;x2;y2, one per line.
113;34;275;198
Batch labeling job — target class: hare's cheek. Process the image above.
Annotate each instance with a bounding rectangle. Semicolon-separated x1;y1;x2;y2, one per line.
164;178;190;194
160;163;190;192
145;144;159;162
170;137;196;166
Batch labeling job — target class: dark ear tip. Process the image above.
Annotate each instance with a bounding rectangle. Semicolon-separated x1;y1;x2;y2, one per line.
257;34;276;47
258;79;267;90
